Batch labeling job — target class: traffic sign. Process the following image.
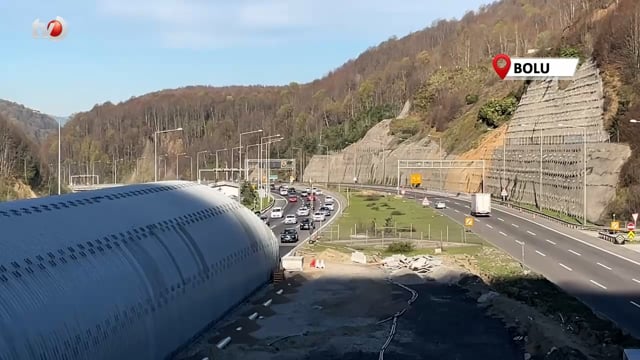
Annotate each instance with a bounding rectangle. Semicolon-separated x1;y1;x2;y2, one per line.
422;197;430;206
464;216;474;227
628;222;636;231
633;213;638;223
629;231;635;240
410;173;422;186
610;221;620;231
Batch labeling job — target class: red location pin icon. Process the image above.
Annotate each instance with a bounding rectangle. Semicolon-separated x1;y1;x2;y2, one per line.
492;54;511;80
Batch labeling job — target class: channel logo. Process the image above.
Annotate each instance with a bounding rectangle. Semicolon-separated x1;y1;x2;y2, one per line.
32;17;67;41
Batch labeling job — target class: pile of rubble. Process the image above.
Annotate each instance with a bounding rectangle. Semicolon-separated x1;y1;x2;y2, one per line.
382;254;443;274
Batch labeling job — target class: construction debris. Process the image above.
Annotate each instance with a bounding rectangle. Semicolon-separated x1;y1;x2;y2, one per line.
381;254;443;273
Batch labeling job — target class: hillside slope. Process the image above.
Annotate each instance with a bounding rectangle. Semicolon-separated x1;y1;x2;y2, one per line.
57;0;587;182
0;99;58;143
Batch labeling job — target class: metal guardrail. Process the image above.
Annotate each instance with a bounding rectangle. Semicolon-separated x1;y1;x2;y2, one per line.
598;230;628;244
329;182;603;232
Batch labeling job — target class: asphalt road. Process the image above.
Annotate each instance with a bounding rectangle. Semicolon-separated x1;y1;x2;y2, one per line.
346;184;640;337
267;188;338;256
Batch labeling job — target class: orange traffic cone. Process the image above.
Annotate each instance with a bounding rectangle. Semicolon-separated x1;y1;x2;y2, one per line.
309;258;316;268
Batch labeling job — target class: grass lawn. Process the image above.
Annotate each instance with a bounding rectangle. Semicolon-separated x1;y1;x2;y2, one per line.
336;189;484;244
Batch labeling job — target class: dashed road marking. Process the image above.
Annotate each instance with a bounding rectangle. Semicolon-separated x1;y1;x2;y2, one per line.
512;223;519;228
515;240;524;245
631;301;640;309
597;262;612;271
263;299;273;307
527;230;536;236
454;209;460;213
633;278;640;285
568;249;581;256
535;250;546;257
276;289;284;295
545;239;556;245
559;263;572;271
590;280;607;290
497;217;504;221
499;231;507;236
486;224;493;229
248;312;259;320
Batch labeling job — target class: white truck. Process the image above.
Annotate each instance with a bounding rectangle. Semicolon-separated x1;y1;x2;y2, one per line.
470;193;491;217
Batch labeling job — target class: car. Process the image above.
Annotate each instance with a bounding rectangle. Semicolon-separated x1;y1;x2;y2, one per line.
280;228;298;243
279;188;289;196
284;214;297;224
312;212;325;222
260;214;270;226
305;188;311;194
296;207;310;217
301;190;308;197
270;207;284;219
270;183;276;190
324;196;334;204
314;188;323;195
307;194;317;201
299;218;314;230
325;203;335;211
319;206;331;217
288;195;298;202
435;201;446;209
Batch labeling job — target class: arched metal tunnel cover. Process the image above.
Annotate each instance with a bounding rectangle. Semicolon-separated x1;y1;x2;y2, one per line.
0;181;278;360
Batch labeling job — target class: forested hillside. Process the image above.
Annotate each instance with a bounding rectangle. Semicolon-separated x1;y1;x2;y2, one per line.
56;0;593;174
0;99;58;143
0;113;50;200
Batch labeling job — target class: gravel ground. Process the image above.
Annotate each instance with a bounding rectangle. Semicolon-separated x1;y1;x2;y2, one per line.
176;259;523;360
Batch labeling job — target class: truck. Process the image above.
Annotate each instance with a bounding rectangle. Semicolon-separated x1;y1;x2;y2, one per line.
470;193;491;217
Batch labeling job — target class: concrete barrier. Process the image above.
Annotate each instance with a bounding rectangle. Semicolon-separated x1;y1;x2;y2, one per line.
351;251;367;264
282;256;304;271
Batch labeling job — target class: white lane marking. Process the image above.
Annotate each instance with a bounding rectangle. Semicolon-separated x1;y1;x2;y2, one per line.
559;263;572;271
248;312;259;320
545;239;556;245
535;250;546;257
263;299;273;307
511;223;519;228
590;280;607;290
568;249;581;256
515;240;524;245
486;224;493;229
497;217;505;221
499;231;507;236
597;262;612;271
527;230;536;236
490;202;640;267
276;289;284;295
454;209;460;213
631;301;640;309
633;278;640;285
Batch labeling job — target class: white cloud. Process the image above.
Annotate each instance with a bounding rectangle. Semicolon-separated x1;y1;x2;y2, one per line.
96;0;492;49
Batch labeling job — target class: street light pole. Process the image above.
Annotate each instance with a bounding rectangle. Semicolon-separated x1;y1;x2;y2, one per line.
259;134;281;189
154;127;183;182
196;150;208;183
239;129;263;181
57;119;61;194
246;144;260;181
176;152;186;180
215;148;228;182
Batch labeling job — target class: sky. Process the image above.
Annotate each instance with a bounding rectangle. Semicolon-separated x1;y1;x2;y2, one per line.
0;0;493;116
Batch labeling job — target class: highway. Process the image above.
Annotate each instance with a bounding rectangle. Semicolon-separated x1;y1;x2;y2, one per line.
266;188;338;256
344;184;640;337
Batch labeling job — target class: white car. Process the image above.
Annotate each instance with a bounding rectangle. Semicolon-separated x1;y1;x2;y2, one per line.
270;207;284;218
324;196;334;204
279;188;288;196
284;214;297;224
312;212;325;221
305;188;311;194
435;201;446;209
325;203;335;211
296;207;310;216
314;189;323;195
